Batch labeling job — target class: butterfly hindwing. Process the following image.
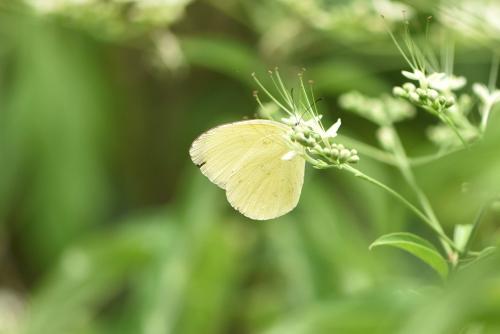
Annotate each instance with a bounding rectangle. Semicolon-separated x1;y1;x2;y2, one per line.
225;135;305;220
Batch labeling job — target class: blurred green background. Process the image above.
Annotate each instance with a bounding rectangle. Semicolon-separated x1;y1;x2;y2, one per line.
1;0;500;333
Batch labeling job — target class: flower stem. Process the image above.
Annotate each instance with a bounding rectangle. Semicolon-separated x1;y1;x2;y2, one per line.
387;126;456;259
343;164;458;251
336;135;397;166
480;102;493;134
409;146;464;166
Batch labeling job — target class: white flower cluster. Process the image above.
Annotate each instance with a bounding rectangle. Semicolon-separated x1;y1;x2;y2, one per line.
26;0;193;39
276;0;413;34
281;114;359;167
253;69;359;169
473;83;500;132
393;81;455;115
401;70;466;92
392;69;484;147
339;91;415;125
473;84;500;109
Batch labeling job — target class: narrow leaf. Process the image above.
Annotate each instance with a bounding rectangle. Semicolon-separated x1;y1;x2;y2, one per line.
459;246;497;270
453;224;473;252
370;232;449;280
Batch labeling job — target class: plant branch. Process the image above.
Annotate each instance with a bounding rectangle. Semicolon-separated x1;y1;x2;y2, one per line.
387;126;455;258
336;135;397;166
343;165;458;251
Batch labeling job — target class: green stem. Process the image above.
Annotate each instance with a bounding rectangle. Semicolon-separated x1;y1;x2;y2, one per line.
409;146;464;166
439;113;468;148
463;202;490;256
343;165;457;251
480;102;493;134
387;126;455;258
336;135;397;166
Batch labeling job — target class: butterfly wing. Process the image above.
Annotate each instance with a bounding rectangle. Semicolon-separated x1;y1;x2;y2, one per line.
225;137;305;220
190;120;305;220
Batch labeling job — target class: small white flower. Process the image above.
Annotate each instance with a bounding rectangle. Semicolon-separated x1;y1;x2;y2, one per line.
402;69;427;83
402;69;441;89
324;118;342;138
473;83;500;107
428;74;466;91
376;126;396;150
282;113;341;140
304;117;341;140
402;70;465;92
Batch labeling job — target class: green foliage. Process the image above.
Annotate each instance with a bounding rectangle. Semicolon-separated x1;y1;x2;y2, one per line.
370;232;449;280
1;1;500;334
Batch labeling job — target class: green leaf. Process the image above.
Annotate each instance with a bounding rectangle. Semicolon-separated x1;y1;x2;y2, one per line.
370;232;449;280
453;224;473;253
180;36;262;86
459;246;497;270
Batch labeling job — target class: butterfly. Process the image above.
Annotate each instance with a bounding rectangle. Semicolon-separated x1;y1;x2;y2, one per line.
190;119;305;220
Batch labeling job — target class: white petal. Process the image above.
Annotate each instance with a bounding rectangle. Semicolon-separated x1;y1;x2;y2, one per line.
402;70;419;80
473;83;490;102
325;118;342;137
451;76;466;90
427;72;446;81
491;91;500;104
281;151;297;161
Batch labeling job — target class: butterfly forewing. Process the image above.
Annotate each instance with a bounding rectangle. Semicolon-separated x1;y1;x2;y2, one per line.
190;120;305;220
190;120;281;188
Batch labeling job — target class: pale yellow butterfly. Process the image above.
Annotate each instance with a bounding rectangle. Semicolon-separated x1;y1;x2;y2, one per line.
190;119;305;220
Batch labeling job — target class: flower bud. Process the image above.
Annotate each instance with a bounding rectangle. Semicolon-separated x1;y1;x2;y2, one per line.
427;89;439;101
330;148;340;159
393;86;406;97
297;133;309;146
409;92;420;103
306;137;316;146
445;96;455;107
402;82;416;91
339;149;351;162
416;88;426;97
347;155;360;164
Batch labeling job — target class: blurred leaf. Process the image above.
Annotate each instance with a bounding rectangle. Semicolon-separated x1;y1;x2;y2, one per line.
454;224;473;253
459;246;497;270
262;290;412;334
308;60;390;96
0;14;112;269
399;252;500;334
124;174;247;334
22;214;174;334
181;36;262;86
296;174;385;294
370;232;449;280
